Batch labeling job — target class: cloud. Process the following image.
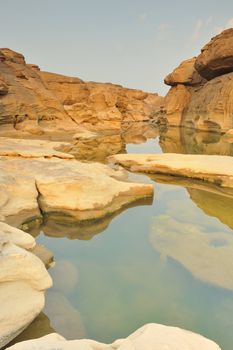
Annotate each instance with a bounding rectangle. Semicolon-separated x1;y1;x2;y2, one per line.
139;13;147;22
191;19;204;42
205;16;213;26
225;17;233;29
215;17;233;34
156;23;170;41
190;16;214;43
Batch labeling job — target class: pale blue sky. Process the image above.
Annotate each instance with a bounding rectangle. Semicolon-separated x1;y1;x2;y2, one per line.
0;0;232;95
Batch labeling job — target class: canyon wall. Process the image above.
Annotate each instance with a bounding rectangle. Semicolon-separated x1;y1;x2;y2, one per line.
0;48;162;135
160;28;233;133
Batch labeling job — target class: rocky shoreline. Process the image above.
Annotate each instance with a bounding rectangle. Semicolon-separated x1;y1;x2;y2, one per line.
1;27;233;350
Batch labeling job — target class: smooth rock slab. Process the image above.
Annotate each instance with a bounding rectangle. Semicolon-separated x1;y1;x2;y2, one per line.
0;281;45;348
0;241;52;290
109;153;233;188
6;323;221;349
0;157;153;222
0;137;73;159
0;224;52;347
0;222;35;249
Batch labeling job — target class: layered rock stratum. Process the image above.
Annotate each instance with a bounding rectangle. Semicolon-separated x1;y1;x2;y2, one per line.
159;28;233;133
109;153;233;189
0;48;162;135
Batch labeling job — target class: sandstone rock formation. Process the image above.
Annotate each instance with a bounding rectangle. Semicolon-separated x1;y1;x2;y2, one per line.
40;71;163;131
0;223;52;348
5;323;221;350
0;139;153;225
164;57;205;86
161;29;233;132
195;28;233;80
0;48;162;135
109;153;233;189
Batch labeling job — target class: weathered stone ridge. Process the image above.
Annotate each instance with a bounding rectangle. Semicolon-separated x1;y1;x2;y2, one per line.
195;28;233;80
0;48;163;134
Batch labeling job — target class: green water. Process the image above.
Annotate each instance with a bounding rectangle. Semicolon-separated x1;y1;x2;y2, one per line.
14;126;233;349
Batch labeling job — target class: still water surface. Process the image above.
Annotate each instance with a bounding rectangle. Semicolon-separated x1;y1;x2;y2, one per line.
14;126;233;349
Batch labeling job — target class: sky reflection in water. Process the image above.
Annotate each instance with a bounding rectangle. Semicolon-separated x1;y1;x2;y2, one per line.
14;128;233;350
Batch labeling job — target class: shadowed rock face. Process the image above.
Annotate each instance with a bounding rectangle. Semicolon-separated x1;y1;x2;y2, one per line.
182;72;233;132
195;29;233;80
160;29;233;133
0;48;163;135
164;57;205;87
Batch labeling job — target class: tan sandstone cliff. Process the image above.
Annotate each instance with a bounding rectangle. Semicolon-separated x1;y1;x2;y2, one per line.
160;28;233;133
0;48;162;135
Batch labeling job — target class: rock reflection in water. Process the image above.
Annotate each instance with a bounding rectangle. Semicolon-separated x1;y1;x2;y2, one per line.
61;122;160;162
149;174;233;231
122;122;159;144
159;127;233;156
188;188;233;230
5;312;54;345
44;291;86;339
64;134;126;162
20;197;153;240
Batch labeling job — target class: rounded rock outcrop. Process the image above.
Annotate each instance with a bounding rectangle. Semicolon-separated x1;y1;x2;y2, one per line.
195;28;233;80
164;57;205;86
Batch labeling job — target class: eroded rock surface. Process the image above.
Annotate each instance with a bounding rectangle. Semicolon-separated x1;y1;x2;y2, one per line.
0;223;52;347
5;323;221;350
0;48;163;134
164;57;205;86
160;29;233;132
109;153;233;188
195;28;233;80
0;141;153;224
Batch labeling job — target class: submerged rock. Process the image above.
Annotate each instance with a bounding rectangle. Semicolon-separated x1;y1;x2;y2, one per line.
5;323;221;349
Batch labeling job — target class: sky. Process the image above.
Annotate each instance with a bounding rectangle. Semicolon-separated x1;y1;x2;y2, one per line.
0;0;233;95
